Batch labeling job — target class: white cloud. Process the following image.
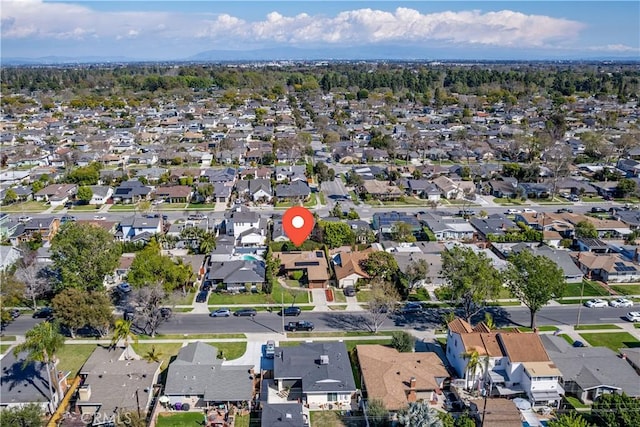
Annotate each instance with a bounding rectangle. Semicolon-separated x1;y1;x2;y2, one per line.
0;1;603;50
588;44;639;53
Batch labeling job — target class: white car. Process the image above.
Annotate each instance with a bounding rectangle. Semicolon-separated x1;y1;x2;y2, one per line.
18;216;32;223
505;209;521;215
523;208;537;213
585;298;608;308
610;298;633;308
93;215;106;221
625;312;640;322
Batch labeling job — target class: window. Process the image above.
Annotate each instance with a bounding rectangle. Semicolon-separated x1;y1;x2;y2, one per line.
327;393;337;402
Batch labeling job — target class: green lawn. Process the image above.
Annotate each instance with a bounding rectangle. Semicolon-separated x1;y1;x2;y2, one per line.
56;344;99;377
186;203;215;209
108;204;138;211
1;335;17;341
348;191;360;205
508;326;558;333
235;413;250;427
69;204;100;211
332;288;347;303
304;197;317;208
564;396;590;409
171;290;196;305
208;281;309;305
610;284;640;295
563;281;610;297
318;192;326;205
407;288;432;302
156;412;203;427
0;344;12;354
286;331;388;338
559;334;575;345
579;332;640;352
356;290;374;303
3;201;48;212
581;196;604;202
138;333;245;340
131;343;183;370
497;286;514;299
157;203;189;210
216;342;247;360
574;324;621;330
274;201;294;208
309;410;348;427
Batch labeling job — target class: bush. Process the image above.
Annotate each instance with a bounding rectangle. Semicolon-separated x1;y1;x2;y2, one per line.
291;270;304;281
391;331;414;353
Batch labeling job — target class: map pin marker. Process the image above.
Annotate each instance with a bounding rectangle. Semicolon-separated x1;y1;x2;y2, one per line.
283;206;315;247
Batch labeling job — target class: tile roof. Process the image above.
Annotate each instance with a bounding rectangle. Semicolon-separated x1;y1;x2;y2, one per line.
498;332;550;363
333;250;372;281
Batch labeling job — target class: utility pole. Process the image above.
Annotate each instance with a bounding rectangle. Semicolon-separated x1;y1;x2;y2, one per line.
281;290;285;335
576;277;586;327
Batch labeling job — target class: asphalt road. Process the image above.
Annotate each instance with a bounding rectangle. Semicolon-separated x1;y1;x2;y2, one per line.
3;305;635;337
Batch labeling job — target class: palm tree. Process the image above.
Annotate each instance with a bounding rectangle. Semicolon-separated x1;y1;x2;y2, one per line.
462;350;481;391
13;322;65;404
198;232;217;254
484;312;496;330
143;345;163;364
111;319;138;351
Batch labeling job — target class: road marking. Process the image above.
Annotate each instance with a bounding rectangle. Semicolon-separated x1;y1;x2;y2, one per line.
600;317;623;321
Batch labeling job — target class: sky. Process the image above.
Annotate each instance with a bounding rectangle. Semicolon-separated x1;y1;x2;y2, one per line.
1;1;639;60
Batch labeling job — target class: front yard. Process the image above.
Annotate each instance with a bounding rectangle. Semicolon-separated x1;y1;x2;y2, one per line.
56;344;100;377
563;281;610;297
610;284;640;295
208;281;310;305
2;201;49;212
579;332;640;352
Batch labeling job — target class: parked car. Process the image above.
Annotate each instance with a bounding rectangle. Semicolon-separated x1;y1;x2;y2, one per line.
234;308;257;317
265;340;276;358
625;312;640;322
457;209;476;217
18;216;32;223
285;320;314;332
556;208;573;213
523;208;537;213
280;306;302;317
195;291;208;303
505;209;521;215
569;194;580;202
60;215;76;223
210;308;231;317
93;215;106;220
117;282;132;294
572;340;586;348
584;298;608;308
188;213;207;220
160;307;172;318
400;302;423;315
610;298;633;308
591;207;606;213
343;286;356;297
32;307;54;319
9;308;21;319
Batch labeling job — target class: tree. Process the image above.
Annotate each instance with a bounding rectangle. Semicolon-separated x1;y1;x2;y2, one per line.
361;252;399;282
439;413;475;427
366;398;389;427
575;220;598;239
405;259;429;291
0;403;45;427
127;241;192;292
111;319;138;350
143;345;163;364
14;262;51;310
391;221;417;242
441;246;502;322
198;232;217;254
391;331;414;353
263;247;279;295
548;412;593;427
592;393;640;427
51;222;121;291
76;186;93;204
129;284;168;337
3;188;17;205
319;221;355;249
505;251;566;329
461;349;487;391
366;279;400;333
397;401;443;427
330;202;344;218
52;289;113;338
13;322;65;403
617;178;637;198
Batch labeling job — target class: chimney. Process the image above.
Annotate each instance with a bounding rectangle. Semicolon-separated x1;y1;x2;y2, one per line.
78;385;91;401
408;377;417;402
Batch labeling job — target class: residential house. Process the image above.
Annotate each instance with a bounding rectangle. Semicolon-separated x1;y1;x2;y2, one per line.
372;212;421;235
470;215;518;240
421;212;475;241
571;252;640;283
88;185;113;205
446;318;563;409
432;175;461;199
519;182;551;199
205;260;266;292
403;179;441;201
236;179;273;203
613;210;640;230
274;181;311;202
201;167;237;184
265;342;357;410
0;351;70;414
360;180;402;201
332;249;372;288
356;344;449;411
75;345;161;426
541;334;640;404
488;178;519;198
271;216;289;242
260;402;309;427
0;214;20;240
276;251;330;288
591;181;619;199
10;217;60;245
509;244;584;283
164;342;254;409
0;245;21;271
212;182;233;203
225;207;268;246
112;180;152;204
618;159;640;177
274;166;307;183
474;399;522;427
6;185;33;203
34;183;77;206
153;185;193;203
553;178;598;197
116;216;162;242
575;237;611;253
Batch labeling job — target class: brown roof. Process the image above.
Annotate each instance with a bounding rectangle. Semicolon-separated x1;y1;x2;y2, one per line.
498;332;550;362
356;345;449;411
447;318;473;334
154;185;192;198
481;398;522;427
460;333;503;357
334;250;372;281
275;251;329;282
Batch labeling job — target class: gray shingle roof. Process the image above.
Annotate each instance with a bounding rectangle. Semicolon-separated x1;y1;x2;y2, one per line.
0;351;51;407
260;403;305;427
273;342;356;394
165;342;253;402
